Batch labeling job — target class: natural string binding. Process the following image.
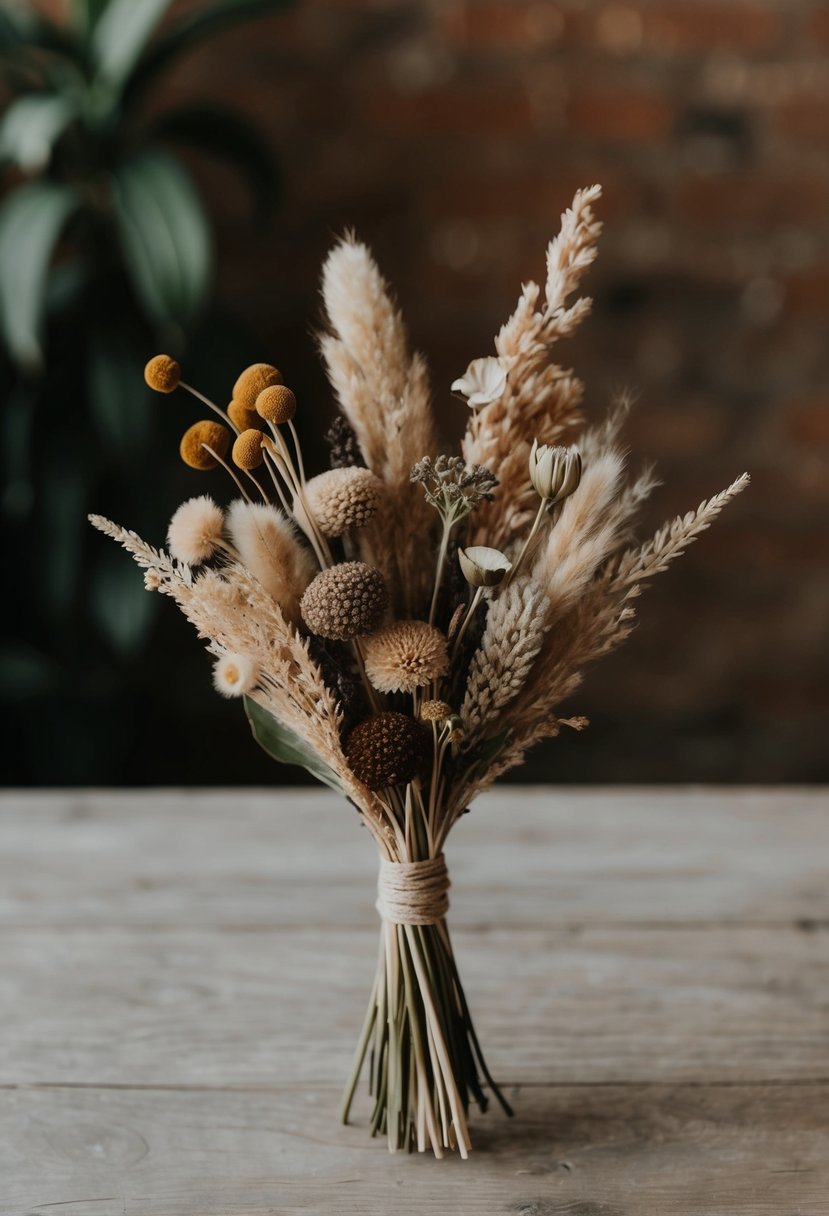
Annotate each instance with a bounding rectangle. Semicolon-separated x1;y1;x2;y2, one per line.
376;854;450;925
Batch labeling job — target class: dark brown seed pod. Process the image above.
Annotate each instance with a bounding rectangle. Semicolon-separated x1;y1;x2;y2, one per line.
345;711;431;791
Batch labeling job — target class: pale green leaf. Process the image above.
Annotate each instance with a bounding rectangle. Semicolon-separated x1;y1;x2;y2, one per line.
244;697;346;794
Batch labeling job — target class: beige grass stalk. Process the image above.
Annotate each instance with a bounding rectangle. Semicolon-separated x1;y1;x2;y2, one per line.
463;186;603;551
320;236;438;614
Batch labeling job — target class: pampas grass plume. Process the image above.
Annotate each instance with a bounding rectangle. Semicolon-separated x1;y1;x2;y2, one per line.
226;500;315;624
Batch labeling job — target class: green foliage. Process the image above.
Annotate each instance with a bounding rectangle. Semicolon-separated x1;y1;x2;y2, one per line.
0;0;291;783
245;698;347;794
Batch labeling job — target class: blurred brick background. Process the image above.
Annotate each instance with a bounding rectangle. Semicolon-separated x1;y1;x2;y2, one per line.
36;0;829;783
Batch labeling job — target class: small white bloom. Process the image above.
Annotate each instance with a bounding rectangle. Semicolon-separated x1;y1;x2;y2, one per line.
529;441;582;504
458;545;512;587
167;495;225;565
212;653;259;698
450;356;507;408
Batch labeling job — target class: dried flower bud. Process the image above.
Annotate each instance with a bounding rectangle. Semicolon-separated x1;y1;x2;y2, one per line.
300;562;388;640
227;400;263;433
144;354;180;393
447;714;465;744
179;420;230;470
420;699;453;723
345;711;430;791
451;356;506;407
362;620;449;694
233;363;283;407
458;545;511;587
232;429;265;469
256;385;296;424
304;467;383;537
213;653;259;698
529;441;582;504
167;495;224;566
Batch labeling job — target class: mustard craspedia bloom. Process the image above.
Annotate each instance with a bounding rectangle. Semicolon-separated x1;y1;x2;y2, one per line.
303;467;383;537
232;428;265;469
227;399;263;433
233;362;283;407
144;353;180;393
345;712;431;791
362;620;449;694
420;699;453;723
167;495;224;566
212;652;259;698
179;420;230;470
300;561;387;640
256;384;296;424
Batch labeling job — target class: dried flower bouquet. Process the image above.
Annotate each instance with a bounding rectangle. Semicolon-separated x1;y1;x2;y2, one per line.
90;185;748;1158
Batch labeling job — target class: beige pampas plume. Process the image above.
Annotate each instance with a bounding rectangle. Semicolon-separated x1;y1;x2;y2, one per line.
319;234;438;614
226;500;315;625
463;186;603;551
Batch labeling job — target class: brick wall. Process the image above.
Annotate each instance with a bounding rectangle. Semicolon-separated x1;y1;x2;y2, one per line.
154;2;829;780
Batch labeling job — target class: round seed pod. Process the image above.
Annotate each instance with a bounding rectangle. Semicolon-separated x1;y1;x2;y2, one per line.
144;354;181;393
300;561;387;641
420;699;453;723
227;399;263;432
233;363;283;407
345;712;431;791
180;420;230;471
304;467;383;537
256;384;296;424
232;428;265;469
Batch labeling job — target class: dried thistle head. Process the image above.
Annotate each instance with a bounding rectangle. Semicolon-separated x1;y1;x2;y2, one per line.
411;455;498;525
304;467;383;537
167;495;224;566
233;363;283;407
180;420;231;470
362;620;449;694
232;429;265;470
144;354;180;394
300;562;388;640
345;711;430;790
256;385;296;424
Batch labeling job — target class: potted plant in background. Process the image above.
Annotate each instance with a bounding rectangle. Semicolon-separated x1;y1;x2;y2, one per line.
0;0;289;781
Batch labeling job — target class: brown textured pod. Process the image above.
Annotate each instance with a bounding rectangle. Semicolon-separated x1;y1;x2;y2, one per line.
232;428;265;469
144;354;181;393
345;712;431;791
300;561;387;640
179;420;230;470
304;467;383;537
233;363;283;407
256;384;296;424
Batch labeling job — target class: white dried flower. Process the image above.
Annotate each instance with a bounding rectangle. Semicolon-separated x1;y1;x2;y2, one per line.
362;620;449;693
167;495;224;566
212;652;259;698
458;545;512;587
451;356;507;408
529;441;582;504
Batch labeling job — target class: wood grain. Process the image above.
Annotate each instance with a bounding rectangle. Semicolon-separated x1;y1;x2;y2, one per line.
1;788;827;1215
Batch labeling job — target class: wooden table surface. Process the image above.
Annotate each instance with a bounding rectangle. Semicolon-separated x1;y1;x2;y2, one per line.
1;787;827;1216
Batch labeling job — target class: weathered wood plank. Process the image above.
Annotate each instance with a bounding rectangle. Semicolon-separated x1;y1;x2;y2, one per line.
3;1082;827;1216
0;788;826;928
2;925;826;1086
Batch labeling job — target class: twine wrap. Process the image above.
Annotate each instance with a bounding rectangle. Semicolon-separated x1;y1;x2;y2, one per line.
376;855;450;925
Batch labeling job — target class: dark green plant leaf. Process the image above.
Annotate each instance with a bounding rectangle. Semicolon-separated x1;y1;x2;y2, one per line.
69;0;113;40
0;179;79;368
124;0;292;105
151;103;279;218
91;0;170;89
244;696;346;794
0;94;78;172
112;147;212;331
87;330;155;458
0;641;55;702
91;548;157;656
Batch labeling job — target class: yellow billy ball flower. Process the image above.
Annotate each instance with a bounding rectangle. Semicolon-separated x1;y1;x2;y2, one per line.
179;420;230;470
233;363;283;407
144;354;181;393
227;400;263;433
232;428;265;469
256;384;296;424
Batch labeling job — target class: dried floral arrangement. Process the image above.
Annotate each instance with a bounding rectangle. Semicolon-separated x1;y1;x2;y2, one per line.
90;186;748;1158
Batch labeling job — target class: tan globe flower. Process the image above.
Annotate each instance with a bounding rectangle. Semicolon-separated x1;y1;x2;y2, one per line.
362;620;449;694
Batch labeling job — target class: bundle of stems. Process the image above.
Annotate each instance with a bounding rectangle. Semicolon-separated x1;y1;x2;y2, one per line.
90;185;748;1156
